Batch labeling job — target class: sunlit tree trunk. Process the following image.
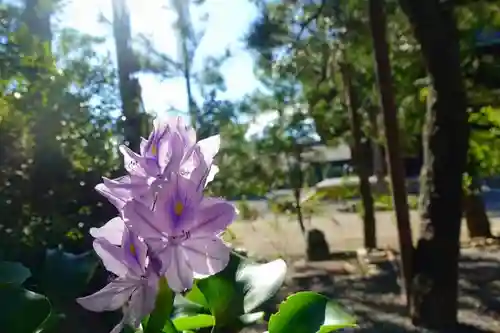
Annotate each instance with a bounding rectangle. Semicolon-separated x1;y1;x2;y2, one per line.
368;106;386;191
399;0;469;328
368;0;414;309
112;0;144;151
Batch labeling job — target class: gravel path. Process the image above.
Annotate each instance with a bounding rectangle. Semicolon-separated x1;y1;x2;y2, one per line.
241;249;500;333
231;207;500;332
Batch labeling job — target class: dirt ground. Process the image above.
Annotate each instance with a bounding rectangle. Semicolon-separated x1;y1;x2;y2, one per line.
231;207;500;332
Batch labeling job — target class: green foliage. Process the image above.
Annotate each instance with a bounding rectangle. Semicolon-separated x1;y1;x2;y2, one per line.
40;248;98;301
268;291;356;333
144;278;175;333
0;261;51;333
0;261;31;285
0;286;52;333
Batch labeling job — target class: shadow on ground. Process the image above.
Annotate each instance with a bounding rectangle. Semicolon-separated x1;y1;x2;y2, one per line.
278;249;500;333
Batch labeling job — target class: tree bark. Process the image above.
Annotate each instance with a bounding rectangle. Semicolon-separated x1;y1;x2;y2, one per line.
368;0;414;309
340;63;377;250
368;106;386;192
112;0;144;151
398;0;469;328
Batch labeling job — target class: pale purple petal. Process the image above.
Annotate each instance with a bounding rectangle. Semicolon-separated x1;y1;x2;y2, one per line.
76;279;136;312
93;239;128;277
190;198;236;236
119;145;148;177
152;173;201;234
163;246;194;292
173;173;204;215
196;134;220;165
121;228;148;277
168;115;196;147
183;147;209;188
160;132;185;174
95;182;130;210
89;217;125;245
139;137;149;156
126;282;157;328
182;236;230;275
122;200;168;239
205;165;219;185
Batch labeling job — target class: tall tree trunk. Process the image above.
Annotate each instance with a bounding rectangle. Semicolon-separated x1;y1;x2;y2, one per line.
399;0;469;328
112;0;144;151
340;63;377;250
368;0;414;309
288;143;306;234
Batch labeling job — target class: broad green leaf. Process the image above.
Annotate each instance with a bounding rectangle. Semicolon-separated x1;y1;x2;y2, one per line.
172;314;215;331
145;277;175;333
0;286;51;333
0;261;31;286
268;292;357;333
40;249;98;300
183;253;287;328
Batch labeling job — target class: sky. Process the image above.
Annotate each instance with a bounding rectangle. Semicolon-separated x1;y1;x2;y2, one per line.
57;0;263;118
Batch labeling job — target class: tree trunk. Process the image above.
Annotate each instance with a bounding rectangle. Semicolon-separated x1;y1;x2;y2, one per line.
340;63;377;250
368;107;386;192
112;0;144;151
368;0;414;309
398;0;469;328
291;145;306;234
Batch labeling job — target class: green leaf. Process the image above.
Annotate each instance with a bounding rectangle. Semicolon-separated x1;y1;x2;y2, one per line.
0;261;31;286
268;292;357;333
0;286;51;333
183;253;287;327
172;314;215;331
145;277;176;333
40;249;98;300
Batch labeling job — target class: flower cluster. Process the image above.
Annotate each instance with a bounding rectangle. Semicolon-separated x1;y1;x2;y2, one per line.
77;116;236;333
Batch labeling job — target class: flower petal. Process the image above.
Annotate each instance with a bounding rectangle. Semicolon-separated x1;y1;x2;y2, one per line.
163;246;194;292
119;145;148;177
205;165;219;186
123;200;167;239
160;132;185;174
76;279;136;312
93;239;128;277
89;217;125;245
182;236;230;276
95;182;130;210
139;137;149;156
191;198;236;236
196;134;220;165
121;228;148;277
126;282;157;328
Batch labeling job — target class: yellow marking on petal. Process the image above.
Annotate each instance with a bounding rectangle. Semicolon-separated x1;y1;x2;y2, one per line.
174;201;184;216
151;144;157;156
129;244;136;256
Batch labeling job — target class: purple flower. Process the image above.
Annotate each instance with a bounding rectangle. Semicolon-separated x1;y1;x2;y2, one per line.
77;227;158;332
89;216;126;245
95;116;220;211
122;172;236;292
